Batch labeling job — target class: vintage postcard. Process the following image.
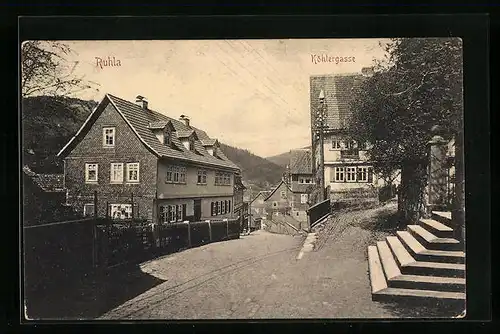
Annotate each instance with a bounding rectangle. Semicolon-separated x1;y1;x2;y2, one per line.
21;38;465;320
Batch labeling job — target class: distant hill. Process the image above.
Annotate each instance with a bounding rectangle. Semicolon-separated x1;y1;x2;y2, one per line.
266;145;312;168
22;96;285;188
22;95;98;173
219;143;284;188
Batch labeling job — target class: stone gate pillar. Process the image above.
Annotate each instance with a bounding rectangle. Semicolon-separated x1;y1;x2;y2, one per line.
426;126;449;215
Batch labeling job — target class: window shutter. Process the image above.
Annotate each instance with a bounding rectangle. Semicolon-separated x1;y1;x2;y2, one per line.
356;167;362;182
182;204;187;221
368;167;373;183
211;202;214;216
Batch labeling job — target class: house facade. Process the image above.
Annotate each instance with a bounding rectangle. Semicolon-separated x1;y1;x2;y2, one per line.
233;173;248;230
248;190;269;228
57;94;240;224
310;69;382;202
287;149;314;223
262;179;292;217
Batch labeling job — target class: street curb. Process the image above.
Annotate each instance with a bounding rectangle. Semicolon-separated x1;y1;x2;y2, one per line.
296;232;317;260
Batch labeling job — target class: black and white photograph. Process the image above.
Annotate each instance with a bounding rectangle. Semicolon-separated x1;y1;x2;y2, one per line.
21;37;465;320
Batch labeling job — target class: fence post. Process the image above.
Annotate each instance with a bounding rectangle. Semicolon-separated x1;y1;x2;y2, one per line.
206;220;212;242
224;218;229;239
186;220;191;248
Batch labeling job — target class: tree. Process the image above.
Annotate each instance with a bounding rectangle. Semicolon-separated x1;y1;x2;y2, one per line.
21;41;96;98
348;38;463;223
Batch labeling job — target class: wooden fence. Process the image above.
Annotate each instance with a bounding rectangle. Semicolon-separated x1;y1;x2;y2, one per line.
24;217;241;296
307;199;331;229
23;218;101;295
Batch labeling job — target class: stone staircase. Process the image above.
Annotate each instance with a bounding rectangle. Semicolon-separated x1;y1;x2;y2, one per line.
368;211;466;305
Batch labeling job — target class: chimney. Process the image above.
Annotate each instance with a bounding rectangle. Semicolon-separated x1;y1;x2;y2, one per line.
179;114;190;127
135;95;149;110
361;67;374;77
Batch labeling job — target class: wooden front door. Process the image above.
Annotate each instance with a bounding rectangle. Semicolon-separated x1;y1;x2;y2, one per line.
194;199;201;221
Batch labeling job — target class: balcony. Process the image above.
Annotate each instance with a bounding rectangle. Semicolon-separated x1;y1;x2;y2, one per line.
340;149;360;160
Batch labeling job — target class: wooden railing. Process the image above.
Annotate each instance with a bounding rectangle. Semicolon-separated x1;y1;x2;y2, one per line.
307;199;331;229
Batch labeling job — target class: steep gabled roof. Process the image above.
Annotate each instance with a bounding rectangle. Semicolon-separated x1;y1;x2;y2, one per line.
263;180;292;201
289;148;313;174
57;94;239;171
310;72;366;131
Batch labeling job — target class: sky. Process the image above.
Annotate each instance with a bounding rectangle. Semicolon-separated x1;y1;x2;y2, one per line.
62;39;390;157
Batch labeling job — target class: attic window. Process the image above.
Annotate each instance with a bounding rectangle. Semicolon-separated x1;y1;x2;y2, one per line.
189;138;195;151
164;129;171;147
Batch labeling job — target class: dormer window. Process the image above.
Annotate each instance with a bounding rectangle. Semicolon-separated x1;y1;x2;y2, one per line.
189;138;195;151
164;129;172;147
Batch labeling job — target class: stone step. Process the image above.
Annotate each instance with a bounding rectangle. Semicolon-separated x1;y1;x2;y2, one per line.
377;241;465;292
407;225;462;251
397;230;465;264
387;235;465;277
368;245;388;293
372;287;465;303
419;218;454;238
432;211;453;226
389;275;466;293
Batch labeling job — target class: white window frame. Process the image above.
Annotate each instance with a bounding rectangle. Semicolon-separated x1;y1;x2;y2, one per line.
83;203;95;217
169;205;176;223
159;205;168;223
110;203;132;220
222;200;226;213
110;163;124;183
334;167;345;182
176;204;183;222
103;127;115;147
164;129;171;146
358;166;368;182
166;166;173;183
280;190;286;198
126;163;140;183
85;163;98;183
346;167;357;182
300;194;308;204
179;167;186;183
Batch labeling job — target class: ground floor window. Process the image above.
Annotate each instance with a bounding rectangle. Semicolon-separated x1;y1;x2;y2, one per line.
346;167;357;182
83;203;95;217
110;204;133;219
357;167;368;182
211;199;232;216
159;204;186;223
300;194;308;204
332;166;372;183
334;167;345;182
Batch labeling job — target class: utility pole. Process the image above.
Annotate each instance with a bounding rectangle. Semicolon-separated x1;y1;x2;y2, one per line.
317;89;327;201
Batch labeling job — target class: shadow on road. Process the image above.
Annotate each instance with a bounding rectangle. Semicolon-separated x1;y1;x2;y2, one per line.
24;264;166;320
378;298;465;319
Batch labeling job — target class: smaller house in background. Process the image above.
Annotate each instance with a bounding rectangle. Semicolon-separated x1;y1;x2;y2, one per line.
248;190;270;229
22;166;77;226
287;149;314;223
233;173;248;230
263;178;293;217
